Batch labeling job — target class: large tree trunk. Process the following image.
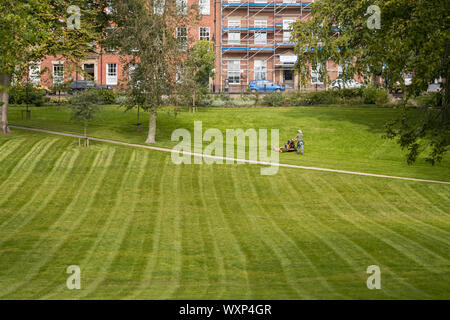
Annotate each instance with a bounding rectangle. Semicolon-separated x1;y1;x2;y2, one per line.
145;106;157;144
0;74;11;135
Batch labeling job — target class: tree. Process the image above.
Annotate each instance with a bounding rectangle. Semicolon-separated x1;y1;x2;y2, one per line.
70;89;100;144
0;0;107;134
292;0;449;164
106;0;199;143
177;40;216;112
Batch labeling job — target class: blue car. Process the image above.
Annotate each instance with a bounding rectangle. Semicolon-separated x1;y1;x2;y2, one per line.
249;80;285;93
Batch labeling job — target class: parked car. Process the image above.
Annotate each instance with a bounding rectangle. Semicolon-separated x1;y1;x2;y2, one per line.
329;79;362;89
249;80;285;93
68;80;112;94
427;83;441;93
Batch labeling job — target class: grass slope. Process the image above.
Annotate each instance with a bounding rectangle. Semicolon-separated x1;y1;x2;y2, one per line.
9;105;450;182
0;130;449;299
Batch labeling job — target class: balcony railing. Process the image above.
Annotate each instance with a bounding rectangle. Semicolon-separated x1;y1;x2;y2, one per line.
222;1;313;8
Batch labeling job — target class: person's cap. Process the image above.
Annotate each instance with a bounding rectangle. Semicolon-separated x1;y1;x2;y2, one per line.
298;129;302;133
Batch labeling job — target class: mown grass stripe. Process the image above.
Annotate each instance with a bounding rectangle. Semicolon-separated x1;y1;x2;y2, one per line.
0;148;116;298
316;175;449;283
0;138;26;163
77;151;148;298
0;148;80;245
231;166;305;299
210;165;252;299
358;180;450;249
285;174;426;299
335;176;450;265
0;138;59;207
197;166;227;298
127;156;170;299
251;169;352;299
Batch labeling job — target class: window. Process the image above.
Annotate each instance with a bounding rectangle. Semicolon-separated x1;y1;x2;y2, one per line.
228;32;240;44
282;19;295;43
199;0;210;15
283;19;295;30
311;63;323;84
228;60;240;84
254;59;267;80
154;0;165;14
177;27;188;50
254;31;267;44
129;63;137;82
228;0;241;3
228;19;240;44
105;27;117;52
228;18;240;28
106;63;118;85
283;0;296;3
254;19;267;45
176;0;187;14
338;65;343;78
29;63;41;83
199;27;210;41
53;63;64;85
282;31;292;43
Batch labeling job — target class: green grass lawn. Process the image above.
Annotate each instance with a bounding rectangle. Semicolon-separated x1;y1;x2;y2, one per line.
1;105;449;299
8;104;450;181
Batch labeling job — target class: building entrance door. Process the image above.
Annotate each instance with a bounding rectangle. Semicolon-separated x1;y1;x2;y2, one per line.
283;69;294;89
83;64;95;80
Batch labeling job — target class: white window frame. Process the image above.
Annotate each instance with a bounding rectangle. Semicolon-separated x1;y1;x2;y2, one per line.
254;59;267;80
338;65;343;78
228;0;241;3
228;18;240;28
228;31;240;45
153;0;165;14
311;63;324;85
106;63;118;86
176;26;188;50
29;62;41;84
228;60;240;85
52;62;64;85
228;19;241;45
283;19;295;31
199;0;210;15
254;19;267;45
283;31;292;43
199;26;210;41
176;0;187;14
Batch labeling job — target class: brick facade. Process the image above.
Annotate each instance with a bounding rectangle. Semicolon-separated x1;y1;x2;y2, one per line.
30;1;350;93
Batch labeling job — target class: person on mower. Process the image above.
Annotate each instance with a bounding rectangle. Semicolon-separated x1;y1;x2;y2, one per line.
296;129;304;155
274;138;297;153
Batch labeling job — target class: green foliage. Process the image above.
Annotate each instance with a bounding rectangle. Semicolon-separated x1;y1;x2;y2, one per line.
385;108;450;165
292;0;450;164
97;89;117;105
107;0;199;141
9;84;45;106
115;93;128;106
262;92;285;107
415;92;443;108
362;86;389;106
69;90;100;124
177;40;216;110
0;0;106;76
48;96;70;105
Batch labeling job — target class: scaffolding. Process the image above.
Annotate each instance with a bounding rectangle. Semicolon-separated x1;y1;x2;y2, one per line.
218;0;313;92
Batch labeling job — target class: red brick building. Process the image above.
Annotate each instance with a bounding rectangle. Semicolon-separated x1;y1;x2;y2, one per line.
29;1;343;93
